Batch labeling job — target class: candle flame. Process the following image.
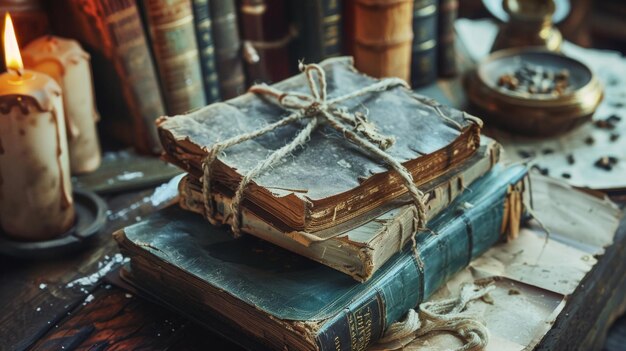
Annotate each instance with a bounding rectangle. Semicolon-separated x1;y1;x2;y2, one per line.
3;13;23;73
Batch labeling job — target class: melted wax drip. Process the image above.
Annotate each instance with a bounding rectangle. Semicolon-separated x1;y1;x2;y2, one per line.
51;108;72;210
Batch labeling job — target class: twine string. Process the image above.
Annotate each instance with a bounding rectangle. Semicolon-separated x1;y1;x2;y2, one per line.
202;62;427;237
375;282;495;351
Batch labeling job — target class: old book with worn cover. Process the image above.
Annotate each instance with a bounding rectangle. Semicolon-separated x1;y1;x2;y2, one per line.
179;137;500;280
53;0;165;154
142;0;207;114
115;164;528;351
157;56;482;237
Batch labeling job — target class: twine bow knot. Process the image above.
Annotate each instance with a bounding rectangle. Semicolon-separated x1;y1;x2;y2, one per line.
201;62;428;238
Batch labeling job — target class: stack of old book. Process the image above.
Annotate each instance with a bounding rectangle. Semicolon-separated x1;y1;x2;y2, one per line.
115;57;528;351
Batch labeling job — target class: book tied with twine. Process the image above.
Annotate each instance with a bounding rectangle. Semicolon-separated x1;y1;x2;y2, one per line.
157;56;483;276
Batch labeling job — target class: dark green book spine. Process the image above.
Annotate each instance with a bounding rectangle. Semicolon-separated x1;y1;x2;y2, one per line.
437;0;458;77
192;0;221;102
210;0;247;99
292;0;342;63
411;0;438;87
321;0;342;58
315;166;528;351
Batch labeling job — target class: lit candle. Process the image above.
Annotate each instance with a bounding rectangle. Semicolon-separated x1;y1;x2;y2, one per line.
23;36;101;174
0;14;74;240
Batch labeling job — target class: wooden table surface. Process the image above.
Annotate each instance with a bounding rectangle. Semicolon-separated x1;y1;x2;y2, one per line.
2;184;626;351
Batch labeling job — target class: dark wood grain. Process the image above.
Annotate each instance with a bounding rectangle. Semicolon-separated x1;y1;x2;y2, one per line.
0;189;167;351
28;285;241;351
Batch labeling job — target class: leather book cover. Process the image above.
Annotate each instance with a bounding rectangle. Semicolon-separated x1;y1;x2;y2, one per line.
437;0;458;77
411;0;438;87
115;164;529;351
210;0;247;99
142;0;207;114
157;57;482;236
52;0;166;154
239;0;292;84
192;0;221;103
353;0;414;82
290;0;343;64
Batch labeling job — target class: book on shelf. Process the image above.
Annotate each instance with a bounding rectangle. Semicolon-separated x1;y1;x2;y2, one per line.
157;56;482;245
239;0;292;84
115;164;529;351
410;0;438;87
142;0;207;114
210;0;247;99
290;0;343;64
192;0;221;103
52;0;165;154
179;137;500;280
437;0;458;77
352;0;414;82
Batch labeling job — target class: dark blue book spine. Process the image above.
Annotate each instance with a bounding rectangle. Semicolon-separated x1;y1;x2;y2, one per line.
192;0;221;102
411;0;438;87
315;166;528;351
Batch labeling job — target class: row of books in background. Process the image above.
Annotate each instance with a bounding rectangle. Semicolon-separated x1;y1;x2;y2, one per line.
0;0;457;154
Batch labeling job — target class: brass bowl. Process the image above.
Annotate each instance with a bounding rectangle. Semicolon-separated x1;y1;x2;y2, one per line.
465;47;603;136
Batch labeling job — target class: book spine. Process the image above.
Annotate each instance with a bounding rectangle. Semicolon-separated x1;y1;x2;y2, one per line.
143;0;207;115
437;0;458;77
99;0;166;154
291;0;342;64
321;0;343;58
315;167;528;351
210;0;247;99
192;0;221;103
239;0;292;84
353;0;414;82
410;0;438;87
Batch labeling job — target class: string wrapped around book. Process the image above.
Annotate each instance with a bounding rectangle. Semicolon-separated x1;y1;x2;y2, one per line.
201;62;443;238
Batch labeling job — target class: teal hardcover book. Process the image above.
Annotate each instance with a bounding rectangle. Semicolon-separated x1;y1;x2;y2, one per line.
115;164;528;351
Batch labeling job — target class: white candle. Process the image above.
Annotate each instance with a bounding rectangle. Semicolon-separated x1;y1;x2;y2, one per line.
0;14;74;240
23;36;101;174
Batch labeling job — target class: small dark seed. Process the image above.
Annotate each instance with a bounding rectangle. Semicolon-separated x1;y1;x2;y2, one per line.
566;154;575;165
607;114;622;124
585;136;595;145
612;103;624;108
608;156;618;164
610;133;620;142
595;157;614;171
517;150;534;158
561;172;571;179
542;148;554;155
532;165;549;176
594;119;615;130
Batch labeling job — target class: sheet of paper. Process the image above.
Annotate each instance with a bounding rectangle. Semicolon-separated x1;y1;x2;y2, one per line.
388;175;622;350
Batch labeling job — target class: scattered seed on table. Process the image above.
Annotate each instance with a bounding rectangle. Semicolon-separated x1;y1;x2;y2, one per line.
517;149;534;158
585;136;595;145
532;165;549;176
542;148;554;155
610;133;620;142
594;156;618;171
561;172;571;179
607;115;622;124
566;154;575;165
